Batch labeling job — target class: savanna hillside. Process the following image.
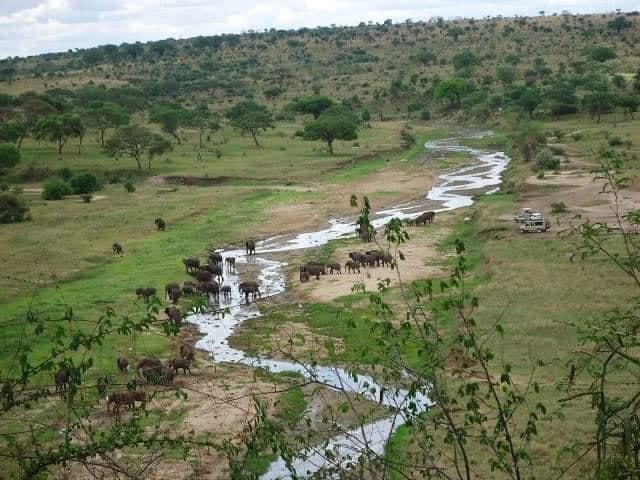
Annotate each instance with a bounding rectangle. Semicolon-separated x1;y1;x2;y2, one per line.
0;9;639;480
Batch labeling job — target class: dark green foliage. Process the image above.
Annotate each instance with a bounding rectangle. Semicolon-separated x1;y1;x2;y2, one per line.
452;50;478;72
583;90;616;122
290;96;335;119
0;144;20;168
535;148;560;170
303;106;358;154
57;167;74;181
413;48;438;65
433;78;469;107
0;192;30;223
496;64;516;85
42;179;72;200
517;88;542;118
69;173;100;195
586;46;617;62
617;94;639;119
607;16;632;34
149;105;189;144
0;121;28;148
124;181;136;193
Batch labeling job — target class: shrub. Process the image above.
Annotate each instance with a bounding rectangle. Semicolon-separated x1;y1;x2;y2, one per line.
608;136;623;146
81;194;92;203
0;144;20;169
42;179;71;200
551;202;568;214
0;183;8;192
57;167;74;181
420;109;432;121
0;192;30;223
294;130;304;138
535;148;560;170
70;173;99;195
571;132;584;141
124;181;136;193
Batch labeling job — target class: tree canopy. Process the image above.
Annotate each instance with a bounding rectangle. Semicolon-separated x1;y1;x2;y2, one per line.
104;125;173;170
35;114;84;155
290;96;335;119
83;101;130;146
303;106;359;154
149;105;190;144
433;78;469;107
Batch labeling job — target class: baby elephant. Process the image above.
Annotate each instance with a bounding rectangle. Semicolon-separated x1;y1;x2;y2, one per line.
107;391;135;414
180;345;195;362
112;243;123;256
167;358;192;375
117;357;130;372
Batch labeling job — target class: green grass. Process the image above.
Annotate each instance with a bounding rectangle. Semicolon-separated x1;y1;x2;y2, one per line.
275;387;307;424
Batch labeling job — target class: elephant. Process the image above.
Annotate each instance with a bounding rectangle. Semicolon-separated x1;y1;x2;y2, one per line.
225;257;236;272
300;265;322;280
136;287;156;302
181;285;196;297
328;262;342;274
239;281;260;303
425;211;436;224
168;288;182;305
154;218;166;231
141;366;175;385
349;252;364;263
306;263;326;275
117;357;130;372
200;281;220;302
209;252;223;265
221;285;232;300
165;307;182;328
165;282;180;299
246;240;256;256
345;260;361;274
365;250;385;267
136;357;162;376
107;391;135;413
182;258;200;273
180;345;195;362
195;269;212;283
54;367;70;393
167;358;191;375
300;270;310;282
112;242;123;256
206;263;224;281
361;254;377;267
382;253;394;268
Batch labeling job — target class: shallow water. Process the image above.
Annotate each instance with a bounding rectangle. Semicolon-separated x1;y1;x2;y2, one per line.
189;134;510;479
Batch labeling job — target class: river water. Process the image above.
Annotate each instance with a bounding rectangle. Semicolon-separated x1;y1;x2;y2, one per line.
188;134;510;479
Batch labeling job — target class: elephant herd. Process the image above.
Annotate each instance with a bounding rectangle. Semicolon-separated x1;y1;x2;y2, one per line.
53;344;195;415
299;249;395;282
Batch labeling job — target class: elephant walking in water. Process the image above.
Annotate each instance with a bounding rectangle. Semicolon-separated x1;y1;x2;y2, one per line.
245;240;256;256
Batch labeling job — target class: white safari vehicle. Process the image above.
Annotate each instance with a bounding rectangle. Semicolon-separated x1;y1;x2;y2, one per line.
514;208;538;223
520;214;551;233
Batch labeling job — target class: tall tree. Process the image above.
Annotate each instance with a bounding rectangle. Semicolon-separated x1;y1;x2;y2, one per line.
0;121;28;149
105;125;172;171
303;106;359;155
607;16;632;34
226;101;274;147
83;101;130;146
35;114;84;155
433;78;469;107
517;88;542;119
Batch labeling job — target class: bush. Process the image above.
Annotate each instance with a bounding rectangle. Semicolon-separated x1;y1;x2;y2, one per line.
42;179;72;200
70;173;99;195
420;109;432;121
551;202;568;214
535;148;560;170
294;130;304;138
81;194;92;203
124;181;136;193
57;167;74;181
608;136;623;146
0;144;20;169
0;192;30;223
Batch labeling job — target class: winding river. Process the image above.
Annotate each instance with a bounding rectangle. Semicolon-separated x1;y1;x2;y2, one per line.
188;134;510;479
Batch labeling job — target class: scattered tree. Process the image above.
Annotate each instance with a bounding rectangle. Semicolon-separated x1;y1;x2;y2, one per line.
187;103;221;149
433;78;469;107
517;88;543;118
607;15;632;34
0;121;28;148
0;192;29;223
83;101;130;146
290;96;335;119
70;173;100;195
303;106;359;154
42;179;72;200
105;125;173;170
496;64;516;86
35;114;84;155
226;101;274;147
149;105;188;145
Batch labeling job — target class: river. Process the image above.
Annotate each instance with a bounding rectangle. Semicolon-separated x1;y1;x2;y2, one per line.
188;133;510;479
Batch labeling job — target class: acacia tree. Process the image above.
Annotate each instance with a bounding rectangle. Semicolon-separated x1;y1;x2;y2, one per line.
226;100;274;147
303;106;358;154
104;125;172;170
83;101;130;146
0;121;28;148
517;88;542;119
35;114;84;155
433;78;469;107
607;16;632;35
